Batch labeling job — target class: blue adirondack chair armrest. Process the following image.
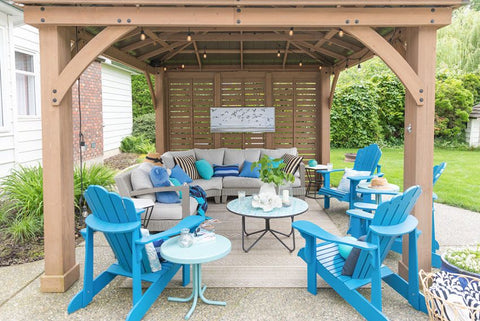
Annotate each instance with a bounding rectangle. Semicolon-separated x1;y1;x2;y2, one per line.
85;214;141;233
136;215;204;245
317;168;344;174
293;220;377;251
369;215;418;237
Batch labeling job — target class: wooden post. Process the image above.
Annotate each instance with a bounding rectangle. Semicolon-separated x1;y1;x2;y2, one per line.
265;72;274;148
39;26;79;292
400;26;436;277
213;73;221;148
317;70;331;165
155;70;167;153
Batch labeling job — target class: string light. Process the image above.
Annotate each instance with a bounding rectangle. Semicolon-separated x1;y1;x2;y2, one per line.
163;66;167;71
203;47;207;59
181;64;185;69
187;28;192;41
338;29;344;37
299;61;303;67
277;50;281;58
289;27;294;36
358;63;362;70
140;28;146;41
318;66;322;70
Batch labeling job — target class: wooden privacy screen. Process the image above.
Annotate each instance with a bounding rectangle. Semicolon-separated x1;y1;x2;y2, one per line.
166;72;319;160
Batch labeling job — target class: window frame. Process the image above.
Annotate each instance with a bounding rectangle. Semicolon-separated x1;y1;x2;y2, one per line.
14;47;40;119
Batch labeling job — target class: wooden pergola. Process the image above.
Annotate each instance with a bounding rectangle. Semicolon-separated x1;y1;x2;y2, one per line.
17;0;464;292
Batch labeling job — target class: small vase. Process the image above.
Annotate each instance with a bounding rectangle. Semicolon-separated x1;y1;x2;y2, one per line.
178;228;194;248
259;182;277;196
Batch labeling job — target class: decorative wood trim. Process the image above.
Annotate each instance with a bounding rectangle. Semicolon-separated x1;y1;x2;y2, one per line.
51;26;135;105
328;71;339;109
23;6;452;27
145;71;157;109
343;26;426;106
318;70;331;164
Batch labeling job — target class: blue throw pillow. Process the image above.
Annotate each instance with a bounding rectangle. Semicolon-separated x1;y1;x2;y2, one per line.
170;165;193;184
195;159;214;180
150;166;180;203
269;157;284;168
239;160;260;178
341;235;367;276
213;164;239;177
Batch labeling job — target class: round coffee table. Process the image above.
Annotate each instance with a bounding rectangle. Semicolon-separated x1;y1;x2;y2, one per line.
227;196;309;253
160;235;231;320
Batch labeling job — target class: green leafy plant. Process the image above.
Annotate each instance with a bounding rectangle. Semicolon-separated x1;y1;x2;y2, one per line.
74;163;116;209
252;155;294;187
132;113;156;144
132;74;155;118
445;246;480;274
120;135;156;154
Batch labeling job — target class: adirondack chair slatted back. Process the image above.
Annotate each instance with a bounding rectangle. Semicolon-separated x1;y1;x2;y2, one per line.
352;144;382;174
352;186;422;279
85;186;152;274
433;162;446;186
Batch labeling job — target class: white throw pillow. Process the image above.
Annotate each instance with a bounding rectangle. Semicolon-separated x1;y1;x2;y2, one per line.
337;168;371;192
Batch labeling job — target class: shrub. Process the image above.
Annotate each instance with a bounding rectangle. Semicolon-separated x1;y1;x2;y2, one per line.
331;82;383;148
120;135;156;154
461;73;480;104
132;112;156;144
132;74;155;118
435;77;474;140
74;164;116;210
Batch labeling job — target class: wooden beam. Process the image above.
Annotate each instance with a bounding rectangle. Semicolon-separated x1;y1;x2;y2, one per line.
318;70;331;164
120;38;154;52
328;70;339;109
400;26;437;277
314;29;337;48
24;6;452;27
343;26;425;105
282;41;290;69
143;28;170;47
154;71;167;153
162;42;192;61
177;49;330;54
39;26;79;293
192;41;202;69
327;37;362;52
18;0;466;6
296;40;345;60
145;71;157;109
51;26;135;105
140;32;328;42
138;41;188;61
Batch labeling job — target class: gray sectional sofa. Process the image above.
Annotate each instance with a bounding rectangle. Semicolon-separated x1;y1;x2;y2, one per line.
160;147;306;203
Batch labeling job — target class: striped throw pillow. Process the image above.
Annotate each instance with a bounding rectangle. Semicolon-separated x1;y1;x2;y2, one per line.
174;155;200;180
282;153;303;175
213;164;239;177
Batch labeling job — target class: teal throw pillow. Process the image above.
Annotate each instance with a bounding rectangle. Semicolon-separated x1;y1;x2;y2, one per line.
337;236;357;260
269;157;283;169
195;159;214;180
239;160;260;178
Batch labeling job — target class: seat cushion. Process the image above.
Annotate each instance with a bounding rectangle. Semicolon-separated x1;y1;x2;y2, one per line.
222;176;264;188
190;177;223;191
151;197;198;220
194;148;225;166
130;162;155;201
223;149;261;170
261;147;298;159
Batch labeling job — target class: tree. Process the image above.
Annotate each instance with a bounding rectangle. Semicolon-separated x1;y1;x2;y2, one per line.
131;74;155;118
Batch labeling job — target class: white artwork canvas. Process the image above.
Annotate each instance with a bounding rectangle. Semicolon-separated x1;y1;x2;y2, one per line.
210;107;275;133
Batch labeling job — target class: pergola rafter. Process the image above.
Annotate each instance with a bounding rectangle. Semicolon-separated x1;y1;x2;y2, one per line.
18;0;464;294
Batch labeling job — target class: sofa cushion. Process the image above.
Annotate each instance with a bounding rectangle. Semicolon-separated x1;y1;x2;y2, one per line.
195;159;214;180
244;149;262;163
161;150;195;169
261;147;298;159
170;165;193;184
151;197;198;220
282;154;303;175
222;176;264;188
213;164;239;177
174;155;200;180
194;148;225;166
224;149;245;169
130;162;155;201
149;166;180;204
190;177;223;191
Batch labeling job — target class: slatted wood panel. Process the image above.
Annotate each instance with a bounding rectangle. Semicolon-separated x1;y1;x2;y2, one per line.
166;72;318;161
220;78;266;149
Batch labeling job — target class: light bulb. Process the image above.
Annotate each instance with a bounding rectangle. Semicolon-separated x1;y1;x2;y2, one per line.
187;33;192;41
163;66;167;71
181;64;185;69
277;50;281;58
338;29;344;37
318;66;322;70
299;61;303;67
140;29;146;41
203;52;207;59
289;27;294;36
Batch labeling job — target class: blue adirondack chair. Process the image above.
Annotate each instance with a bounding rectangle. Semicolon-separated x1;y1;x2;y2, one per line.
431;162;447;268
318;143;382;209
68;185;204;321
293;185;427;321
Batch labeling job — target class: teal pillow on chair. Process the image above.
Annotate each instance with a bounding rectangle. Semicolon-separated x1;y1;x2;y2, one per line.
169;177;183;199
337;236;357;259
195;159;214;180
269;157;284;169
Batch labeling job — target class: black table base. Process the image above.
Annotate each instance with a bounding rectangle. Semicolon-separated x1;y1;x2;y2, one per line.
241;216;296;253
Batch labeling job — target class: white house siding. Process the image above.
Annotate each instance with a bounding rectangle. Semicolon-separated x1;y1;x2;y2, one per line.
466;118;480;148
101;63;133;156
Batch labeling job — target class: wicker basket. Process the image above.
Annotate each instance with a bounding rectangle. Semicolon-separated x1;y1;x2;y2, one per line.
420;269;480;321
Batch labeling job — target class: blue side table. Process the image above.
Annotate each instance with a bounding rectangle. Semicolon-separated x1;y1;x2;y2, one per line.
160;235;231;320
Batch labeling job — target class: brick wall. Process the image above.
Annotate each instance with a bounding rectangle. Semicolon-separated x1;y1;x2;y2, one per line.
72;61;104;163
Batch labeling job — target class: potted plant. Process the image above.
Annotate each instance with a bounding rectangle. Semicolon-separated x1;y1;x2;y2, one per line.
252;155;295;195
441;246;480;279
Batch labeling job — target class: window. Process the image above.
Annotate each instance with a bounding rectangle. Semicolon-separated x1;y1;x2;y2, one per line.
15;51;36;115
0;65;3;127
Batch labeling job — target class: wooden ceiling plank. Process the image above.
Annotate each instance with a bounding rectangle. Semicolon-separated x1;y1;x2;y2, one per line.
121;38;154;51
290;42;329;65
23;6;452;27
138;41;188;60
162;42;192;61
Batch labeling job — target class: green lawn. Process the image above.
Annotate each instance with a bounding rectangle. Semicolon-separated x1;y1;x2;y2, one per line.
328;147;480;213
